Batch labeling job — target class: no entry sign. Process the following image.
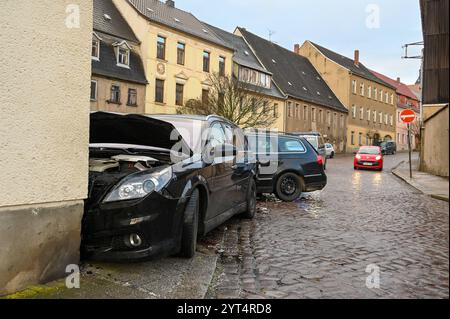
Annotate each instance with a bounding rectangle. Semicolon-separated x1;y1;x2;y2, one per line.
400;109;417;123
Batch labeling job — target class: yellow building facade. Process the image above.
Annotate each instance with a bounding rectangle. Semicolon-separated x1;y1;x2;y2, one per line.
113;0;234;115
299;41;397;152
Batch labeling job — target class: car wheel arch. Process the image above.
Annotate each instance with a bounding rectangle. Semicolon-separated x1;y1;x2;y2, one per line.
273;169;305;192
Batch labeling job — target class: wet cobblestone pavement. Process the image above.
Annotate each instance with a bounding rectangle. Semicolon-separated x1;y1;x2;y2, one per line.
208;154;449;299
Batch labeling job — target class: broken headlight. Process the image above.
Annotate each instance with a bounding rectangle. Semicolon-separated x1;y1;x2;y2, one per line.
103;166;173;203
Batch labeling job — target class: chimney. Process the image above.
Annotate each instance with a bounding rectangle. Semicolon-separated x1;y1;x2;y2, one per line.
294;44;300;54
166;0;175;7
354;50;360;66
397;77;401;83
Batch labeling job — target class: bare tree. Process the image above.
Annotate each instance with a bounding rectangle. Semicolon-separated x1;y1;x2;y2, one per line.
177;73;277;129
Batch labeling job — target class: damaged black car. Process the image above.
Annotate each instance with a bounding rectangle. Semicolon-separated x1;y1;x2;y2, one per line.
82;112;257;261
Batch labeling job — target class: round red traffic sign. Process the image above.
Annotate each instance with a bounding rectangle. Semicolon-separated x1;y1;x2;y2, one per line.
399;109;416;123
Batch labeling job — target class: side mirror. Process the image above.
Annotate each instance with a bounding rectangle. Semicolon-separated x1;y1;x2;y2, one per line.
214;143;237;158
258;159;271;167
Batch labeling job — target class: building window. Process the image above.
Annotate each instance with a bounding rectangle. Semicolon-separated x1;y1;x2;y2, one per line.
319;110;323;123
157;36;166;60
303;105;308;121
110;85;121;104
385;114;389;125
397;133;401;143
340;114;344;127
312;108;316;122
351;131;355;145
155;79;164;103
327;111;331;125
379;112;383;124
379;90;383;101
374;88;378;100
202;89;209;105
368;86;372;99
390;115;394;126
373;110;377;123
385;92;389;103
359;133;363;146
390;93;394;105
273;104;279;118
360;83;365;96
360;107;364;120
352;80;357;94
352;105;356;118
177;42;185;65
219;56;226;76
203;51;210;72
295;104;300;118
92;39;100;60
176;83;184;106
127;88;137;106
90;80;97;101
117;47;129;67
367;109;371;121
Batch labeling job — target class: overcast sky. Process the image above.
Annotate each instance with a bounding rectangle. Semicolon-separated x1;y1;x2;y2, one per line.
175;0;423;84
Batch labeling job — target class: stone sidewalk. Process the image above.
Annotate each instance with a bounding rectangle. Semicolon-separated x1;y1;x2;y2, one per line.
393;159;449;202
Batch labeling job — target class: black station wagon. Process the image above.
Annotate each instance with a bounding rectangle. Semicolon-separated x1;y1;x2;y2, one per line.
246;132;327;202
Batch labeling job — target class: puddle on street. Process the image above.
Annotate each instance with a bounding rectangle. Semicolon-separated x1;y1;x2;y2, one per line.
257;192;326;219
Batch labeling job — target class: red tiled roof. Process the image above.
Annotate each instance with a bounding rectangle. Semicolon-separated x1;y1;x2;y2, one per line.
370;70;419;101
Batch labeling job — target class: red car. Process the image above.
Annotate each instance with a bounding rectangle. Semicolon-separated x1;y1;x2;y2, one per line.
354;146;384;171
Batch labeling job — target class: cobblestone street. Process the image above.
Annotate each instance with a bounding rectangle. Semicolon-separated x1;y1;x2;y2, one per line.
208;153;449;299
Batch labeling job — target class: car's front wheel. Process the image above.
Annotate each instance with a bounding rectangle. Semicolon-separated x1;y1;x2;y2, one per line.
275;173;303;202
179;189;199;259
242;178;257;219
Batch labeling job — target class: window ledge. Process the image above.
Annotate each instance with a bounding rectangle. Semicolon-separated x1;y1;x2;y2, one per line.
154;102;166;106
117;63;130;69
157;58;168;63
107;100;122;105
127;104;138;107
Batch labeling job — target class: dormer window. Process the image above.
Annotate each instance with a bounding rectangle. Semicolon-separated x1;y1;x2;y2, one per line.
113;41;131;68
92;33;102;61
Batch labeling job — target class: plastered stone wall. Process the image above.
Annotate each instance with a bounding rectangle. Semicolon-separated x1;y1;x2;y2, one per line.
0;0;92;207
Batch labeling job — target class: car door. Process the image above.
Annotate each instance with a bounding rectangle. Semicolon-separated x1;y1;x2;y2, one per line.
205;122;236;220
223;123;251;205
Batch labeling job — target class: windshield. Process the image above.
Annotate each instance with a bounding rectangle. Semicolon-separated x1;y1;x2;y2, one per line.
359;147;380;155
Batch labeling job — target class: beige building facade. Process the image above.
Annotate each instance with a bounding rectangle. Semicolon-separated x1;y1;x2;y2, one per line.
113;0;234;115
0;0;92;295
299;41;396;152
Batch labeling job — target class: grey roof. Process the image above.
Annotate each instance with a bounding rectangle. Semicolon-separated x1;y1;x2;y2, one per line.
203;23;285;100
127;0;232;50
92;39;148;85
309;41;395;89
203;23;267;73
93;0;139;43
238;28;347;113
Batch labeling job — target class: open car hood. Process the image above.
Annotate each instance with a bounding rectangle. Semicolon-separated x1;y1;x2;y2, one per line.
90;112;192;156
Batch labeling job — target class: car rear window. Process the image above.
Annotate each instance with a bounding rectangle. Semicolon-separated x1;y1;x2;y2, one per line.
359;147;380;155
279;138;306;153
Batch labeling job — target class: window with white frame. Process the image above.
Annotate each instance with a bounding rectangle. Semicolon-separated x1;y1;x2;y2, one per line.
379;90;383;101
117;47;130;67
360;107;364;120
385;113;388;124
352;105;356;118
374;88;378;100
390;114;393;126
367;109;371;121
352;80;357;94
92;38;100;60
390;93;394;105
373;110;377;123
360;83;365;96
385;92;389;103
312;107;316;122
90;80;97;101
368;86;372;99
379;112;383;124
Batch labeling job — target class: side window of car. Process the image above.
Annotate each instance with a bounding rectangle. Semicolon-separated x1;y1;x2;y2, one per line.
279;138;306;153
208;123;226;148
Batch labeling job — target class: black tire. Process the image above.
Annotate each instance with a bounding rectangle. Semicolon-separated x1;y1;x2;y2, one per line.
331;152;335;159
179;189;199;259
242;179;257;219
275;173;303;202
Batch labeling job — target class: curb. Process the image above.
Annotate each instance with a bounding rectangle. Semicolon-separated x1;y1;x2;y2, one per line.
392;163;449;203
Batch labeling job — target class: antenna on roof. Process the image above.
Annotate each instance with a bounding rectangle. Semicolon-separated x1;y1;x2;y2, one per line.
268;29;276;42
